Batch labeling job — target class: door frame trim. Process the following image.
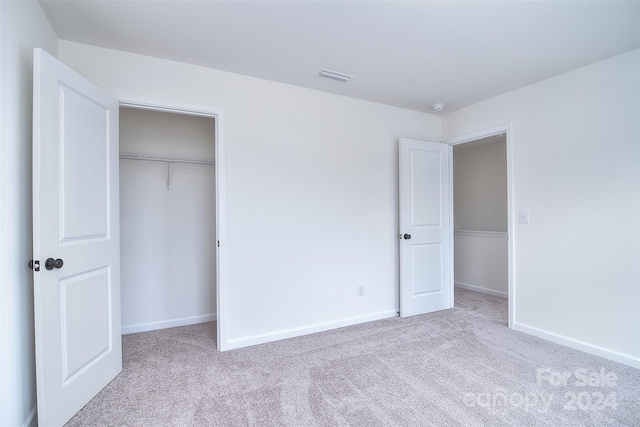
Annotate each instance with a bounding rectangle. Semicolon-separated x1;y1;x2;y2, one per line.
445;123;514;329
110;93;228;350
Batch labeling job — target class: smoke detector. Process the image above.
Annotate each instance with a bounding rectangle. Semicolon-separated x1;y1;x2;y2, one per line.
431;103;446;111
318;69;355;83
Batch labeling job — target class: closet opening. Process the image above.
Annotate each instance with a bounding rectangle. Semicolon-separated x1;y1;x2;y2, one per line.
118;106;218;347
452;132;510;325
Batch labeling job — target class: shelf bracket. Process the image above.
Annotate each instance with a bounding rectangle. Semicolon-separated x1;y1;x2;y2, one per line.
166;162;172;190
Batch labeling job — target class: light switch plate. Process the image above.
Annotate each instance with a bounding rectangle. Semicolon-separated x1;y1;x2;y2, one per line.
519;210;530;224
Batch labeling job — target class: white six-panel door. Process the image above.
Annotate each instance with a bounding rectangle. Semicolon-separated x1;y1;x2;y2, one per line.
32;48;121;426
399;138;452;317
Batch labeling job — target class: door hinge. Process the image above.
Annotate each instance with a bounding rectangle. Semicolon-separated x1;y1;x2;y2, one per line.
217;240;220;248
29;259;40;272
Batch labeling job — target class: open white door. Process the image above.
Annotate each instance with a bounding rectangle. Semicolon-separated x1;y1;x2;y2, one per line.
399;138;452;317
32;48;121;426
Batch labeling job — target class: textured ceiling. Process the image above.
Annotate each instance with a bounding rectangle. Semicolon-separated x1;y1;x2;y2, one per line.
40;1;640;113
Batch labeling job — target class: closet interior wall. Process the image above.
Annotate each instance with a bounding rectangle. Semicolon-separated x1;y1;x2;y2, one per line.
119;107;216;334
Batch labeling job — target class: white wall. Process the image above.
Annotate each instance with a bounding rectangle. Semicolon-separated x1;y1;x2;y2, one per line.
453;137;507;232
58;40;440;349
454;231;508;298
443;48;640;367
0;1;58;426
119;108;216;333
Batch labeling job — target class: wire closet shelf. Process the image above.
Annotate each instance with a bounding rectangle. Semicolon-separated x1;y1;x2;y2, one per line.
119;152;215;190
119;152;214;165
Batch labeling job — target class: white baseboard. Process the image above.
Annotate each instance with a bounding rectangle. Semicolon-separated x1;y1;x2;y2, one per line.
455;281;508;299
23;406;36;427
513;322;640;369
122;313;217;335
224;310;397;350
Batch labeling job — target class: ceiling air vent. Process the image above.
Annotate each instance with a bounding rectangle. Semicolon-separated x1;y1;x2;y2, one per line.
318;69;355;83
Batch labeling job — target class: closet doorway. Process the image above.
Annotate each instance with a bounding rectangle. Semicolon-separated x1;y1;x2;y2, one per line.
449;125;513;327
116;100;223;349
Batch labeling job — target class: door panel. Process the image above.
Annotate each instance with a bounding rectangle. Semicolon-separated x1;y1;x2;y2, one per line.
60;267;112;385
33;48;121;427
410;150;442;226
399;138;452;317
59;84;110;242
411;243;442;295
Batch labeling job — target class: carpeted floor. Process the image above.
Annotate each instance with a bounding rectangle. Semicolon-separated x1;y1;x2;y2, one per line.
66;289;640;426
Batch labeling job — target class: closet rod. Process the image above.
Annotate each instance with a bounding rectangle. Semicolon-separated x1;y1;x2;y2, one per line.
119;152;214;165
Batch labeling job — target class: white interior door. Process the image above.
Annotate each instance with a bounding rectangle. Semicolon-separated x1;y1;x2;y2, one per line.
32;48;121;426
399;138;452;317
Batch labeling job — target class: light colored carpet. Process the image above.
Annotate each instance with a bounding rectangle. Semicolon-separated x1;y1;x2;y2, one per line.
65;289;639;426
